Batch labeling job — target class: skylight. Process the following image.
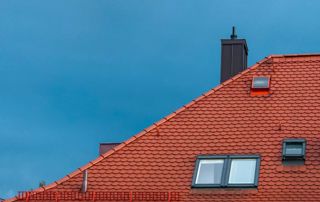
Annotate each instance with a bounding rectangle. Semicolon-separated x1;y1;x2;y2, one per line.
282;139;306;161
228;159;257;184
195;159;224;184
192;155;260;188
251;76;270;89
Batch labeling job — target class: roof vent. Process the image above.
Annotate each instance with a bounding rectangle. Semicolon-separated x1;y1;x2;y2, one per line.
81;170;88;193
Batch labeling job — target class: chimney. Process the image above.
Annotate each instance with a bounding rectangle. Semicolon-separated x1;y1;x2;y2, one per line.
99;143;120;155
220;26;248;83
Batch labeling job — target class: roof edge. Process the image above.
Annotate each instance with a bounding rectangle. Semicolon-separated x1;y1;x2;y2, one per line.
4;55;274;202
268;53;320;58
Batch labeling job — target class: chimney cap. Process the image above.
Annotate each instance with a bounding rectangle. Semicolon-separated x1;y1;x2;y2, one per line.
230;26;237;39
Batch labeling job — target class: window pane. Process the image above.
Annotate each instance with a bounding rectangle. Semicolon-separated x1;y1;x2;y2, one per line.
196;159;224;184
253;77;269;88
228;159;257;184
285;143;303;155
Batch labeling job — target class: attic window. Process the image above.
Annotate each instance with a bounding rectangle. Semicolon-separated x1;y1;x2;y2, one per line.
251;76;270;89
282;139;306;161
192;155;260;188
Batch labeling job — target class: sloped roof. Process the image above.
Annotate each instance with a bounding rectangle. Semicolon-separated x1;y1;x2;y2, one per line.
7;54;320;201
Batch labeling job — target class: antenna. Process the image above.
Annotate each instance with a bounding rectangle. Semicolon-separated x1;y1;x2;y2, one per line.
230;26;237;39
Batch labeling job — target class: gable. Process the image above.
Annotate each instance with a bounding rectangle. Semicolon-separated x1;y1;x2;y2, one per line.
7;54;320;201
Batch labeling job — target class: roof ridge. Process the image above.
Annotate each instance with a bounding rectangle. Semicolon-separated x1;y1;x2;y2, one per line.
4;55;274;202
269;53;320;58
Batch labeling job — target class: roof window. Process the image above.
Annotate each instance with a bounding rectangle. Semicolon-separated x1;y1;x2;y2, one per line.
251;76;270;89
192;155;260;188
282;139;306;161
195;159;224;185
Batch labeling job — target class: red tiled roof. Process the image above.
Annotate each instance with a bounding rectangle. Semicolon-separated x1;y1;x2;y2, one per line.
7;54;320;201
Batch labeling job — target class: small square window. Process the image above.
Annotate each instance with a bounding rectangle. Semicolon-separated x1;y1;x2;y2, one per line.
252;76;270;89
282;139;306;160
192;155;260;188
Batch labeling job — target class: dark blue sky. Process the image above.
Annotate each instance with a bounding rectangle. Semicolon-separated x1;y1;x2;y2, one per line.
1;0;320;198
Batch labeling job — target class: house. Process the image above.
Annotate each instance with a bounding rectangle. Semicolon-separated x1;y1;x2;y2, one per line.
6;28;320;201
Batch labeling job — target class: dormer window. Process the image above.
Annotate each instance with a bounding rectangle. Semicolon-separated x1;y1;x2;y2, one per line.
251;76;270;89
192;155;260;188
282;139;306;161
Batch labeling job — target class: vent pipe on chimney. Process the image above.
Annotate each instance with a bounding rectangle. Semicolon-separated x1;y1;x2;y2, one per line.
220;26;248;83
